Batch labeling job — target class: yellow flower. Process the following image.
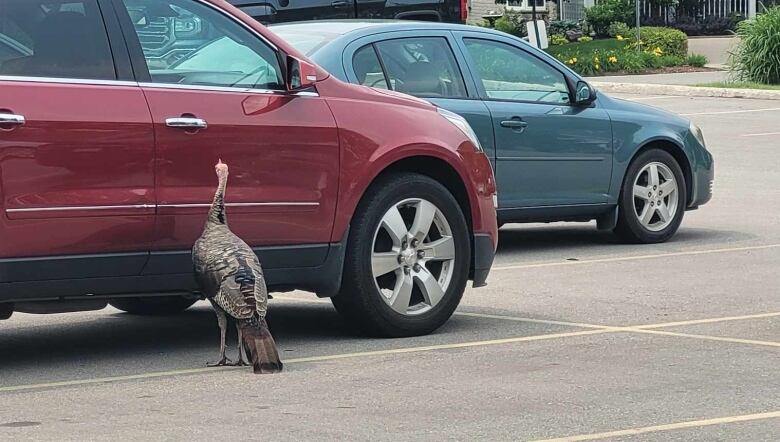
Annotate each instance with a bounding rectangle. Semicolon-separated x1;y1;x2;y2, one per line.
608;56;618;63
567;58;577;65
573;57;577;63
595;64;600;70
594;57;600;63
616;35;624;40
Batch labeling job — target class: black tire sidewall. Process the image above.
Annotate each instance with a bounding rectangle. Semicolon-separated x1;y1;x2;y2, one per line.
335;173;471;337
615;149;687;244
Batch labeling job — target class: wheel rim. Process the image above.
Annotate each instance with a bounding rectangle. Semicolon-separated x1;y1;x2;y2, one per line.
631;162;679;232
371;198;456;316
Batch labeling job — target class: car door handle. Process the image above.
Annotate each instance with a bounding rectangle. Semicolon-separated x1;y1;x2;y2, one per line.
331;0;350;7
0;113;25;126
166;117;207;129
500;118;528;130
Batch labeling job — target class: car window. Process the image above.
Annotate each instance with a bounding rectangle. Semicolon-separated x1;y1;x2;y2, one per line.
119;0;282;90
352;44;388;90
464;39;570;104
0;0;115;80
374;37;467;98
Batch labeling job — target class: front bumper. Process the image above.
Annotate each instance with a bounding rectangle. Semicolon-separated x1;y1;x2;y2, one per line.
472;233;495;288
689;148;714;209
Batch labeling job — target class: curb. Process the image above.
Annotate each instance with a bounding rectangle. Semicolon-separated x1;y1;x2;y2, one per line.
591;82;780;101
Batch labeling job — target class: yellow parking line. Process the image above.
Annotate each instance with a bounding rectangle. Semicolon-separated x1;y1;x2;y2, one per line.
457;312;780;347
0;366;234;394
284;329;611;363
626;328;780;347
453;312;614;330
492;243;780;272
530;410;780;442
0;329;611;394
741;131;780;137
681;107;780;116
634;312;780;329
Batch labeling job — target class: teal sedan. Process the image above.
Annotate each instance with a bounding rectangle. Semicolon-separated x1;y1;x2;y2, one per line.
272;21;714;243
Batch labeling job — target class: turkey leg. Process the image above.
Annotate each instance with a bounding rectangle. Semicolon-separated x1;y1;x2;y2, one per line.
233;321;250;366
207;300;233;367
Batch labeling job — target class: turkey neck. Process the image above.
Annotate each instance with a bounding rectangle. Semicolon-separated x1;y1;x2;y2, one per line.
207;173;228;227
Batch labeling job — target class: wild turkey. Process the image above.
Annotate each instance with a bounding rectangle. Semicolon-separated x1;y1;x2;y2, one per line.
192;160;283;374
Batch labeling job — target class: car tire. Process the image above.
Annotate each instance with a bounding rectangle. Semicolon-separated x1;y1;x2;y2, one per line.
332;172;471;337
109;296;197;315
614;149;687;244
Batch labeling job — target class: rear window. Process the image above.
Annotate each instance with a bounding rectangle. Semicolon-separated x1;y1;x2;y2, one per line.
0;0;115;80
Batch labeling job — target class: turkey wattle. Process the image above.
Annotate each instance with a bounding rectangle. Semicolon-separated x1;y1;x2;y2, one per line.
192;160;283;374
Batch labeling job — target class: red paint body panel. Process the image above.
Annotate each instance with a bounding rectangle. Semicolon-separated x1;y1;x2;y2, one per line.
0;0;497;287
317;82;498;247
0;81;155;258
142;87;339;250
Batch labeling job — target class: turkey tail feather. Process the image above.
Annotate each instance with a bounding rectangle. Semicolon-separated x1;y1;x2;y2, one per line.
239;318;283;374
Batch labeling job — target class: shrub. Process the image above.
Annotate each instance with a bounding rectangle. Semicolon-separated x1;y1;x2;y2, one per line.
627;27;688;58
578;36;593;43
686;53;708;67
641;51;664;69
608;21;631;37
548;19;583;36
641;14;744;36
493;11;528;38
585;0;635;37
730;6;780;84
549;44;690;76
659;55;685;67
550;34;568;46
494;14;515;34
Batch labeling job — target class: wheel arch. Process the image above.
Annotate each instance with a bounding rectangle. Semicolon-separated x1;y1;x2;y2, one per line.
346;154;477;279
625;138;694;205
372;155;474;231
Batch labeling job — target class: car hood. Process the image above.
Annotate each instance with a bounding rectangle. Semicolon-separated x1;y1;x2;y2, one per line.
596;92;689;128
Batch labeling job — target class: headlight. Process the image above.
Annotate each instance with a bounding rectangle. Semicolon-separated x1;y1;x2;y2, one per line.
438;108;483;152
690;121;706;147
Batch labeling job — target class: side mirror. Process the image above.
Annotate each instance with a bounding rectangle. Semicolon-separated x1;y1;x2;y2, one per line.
575;80;597;106
286;55;318;91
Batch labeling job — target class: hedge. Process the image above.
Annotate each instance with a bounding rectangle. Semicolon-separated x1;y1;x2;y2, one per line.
626;27;688;58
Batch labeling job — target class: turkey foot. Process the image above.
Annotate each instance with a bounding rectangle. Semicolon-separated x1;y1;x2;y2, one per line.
207;357;234;367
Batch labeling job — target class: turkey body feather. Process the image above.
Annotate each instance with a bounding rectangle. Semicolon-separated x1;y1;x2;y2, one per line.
192;160;282;374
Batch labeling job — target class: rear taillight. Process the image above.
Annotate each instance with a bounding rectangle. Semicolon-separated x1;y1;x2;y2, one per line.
460;0;467;22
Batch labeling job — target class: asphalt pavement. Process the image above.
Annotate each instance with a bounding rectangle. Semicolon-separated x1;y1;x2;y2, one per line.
1;94;778;441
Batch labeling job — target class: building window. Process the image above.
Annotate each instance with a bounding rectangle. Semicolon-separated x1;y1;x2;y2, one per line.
505;0;546;11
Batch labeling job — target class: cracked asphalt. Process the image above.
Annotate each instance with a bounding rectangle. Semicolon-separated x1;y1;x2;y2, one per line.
1;94;778;441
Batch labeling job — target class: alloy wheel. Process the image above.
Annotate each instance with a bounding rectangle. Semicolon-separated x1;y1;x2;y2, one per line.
371;198;456;316
632;162;679;232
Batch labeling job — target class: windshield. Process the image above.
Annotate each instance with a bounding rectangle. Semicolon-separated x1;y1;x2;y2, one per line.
270;29;340;56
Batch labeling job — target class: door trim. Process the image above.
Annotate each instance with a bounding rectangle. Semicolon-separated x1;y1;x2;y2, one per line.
5;204;154;214
157;202;319;209
498;156;606;162
0;75;137;87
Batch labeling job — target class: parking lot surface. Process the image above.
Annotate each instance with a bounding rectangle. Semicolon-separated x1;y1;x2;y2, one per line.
1;95;778;441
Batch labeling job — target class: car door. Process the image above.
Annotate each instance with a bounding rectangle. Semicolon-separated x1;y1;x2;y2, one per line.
342;31;495;166
114;0;340;274
454;31;613;210
0;0;155;282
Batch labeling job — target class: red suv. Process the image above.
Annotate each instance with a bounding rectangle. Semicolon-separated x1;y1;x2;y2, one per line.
0;0;497;336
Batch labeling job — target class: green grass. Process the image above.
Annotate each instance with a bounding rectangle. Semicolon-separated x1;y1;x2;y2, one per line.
545;38;625;58
696;81;780;90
